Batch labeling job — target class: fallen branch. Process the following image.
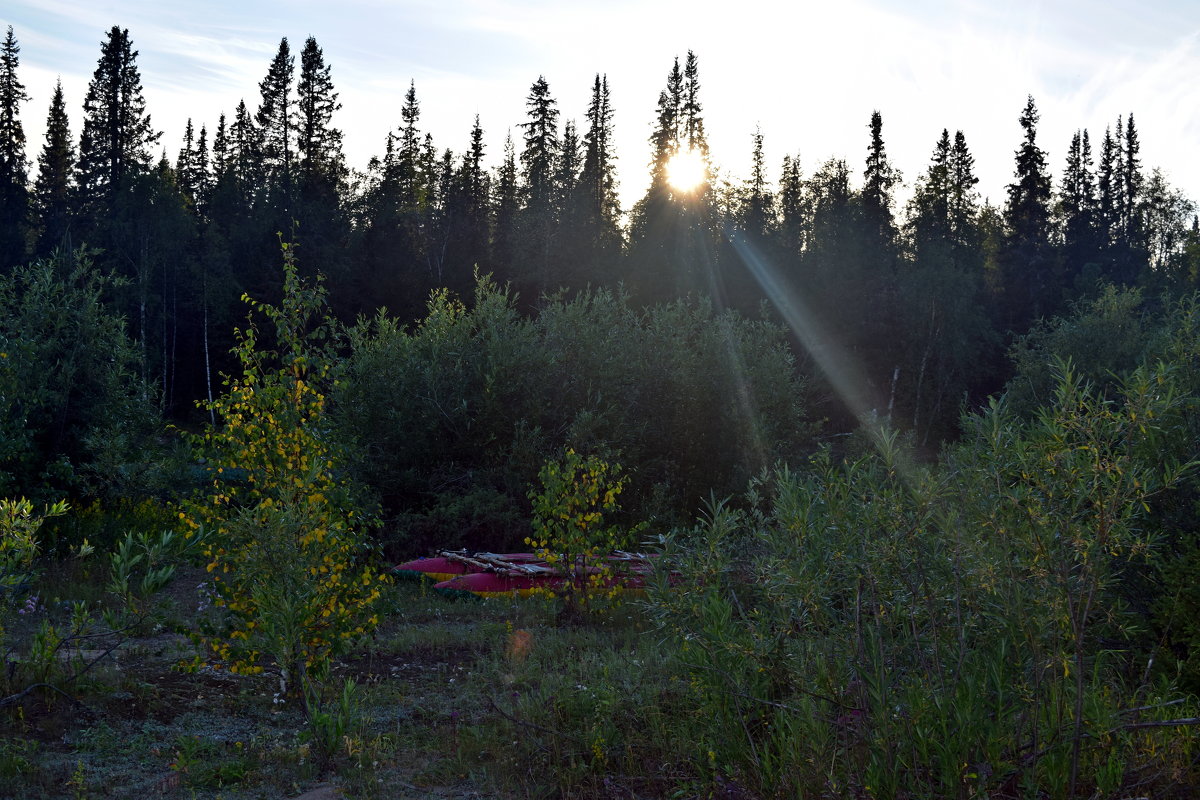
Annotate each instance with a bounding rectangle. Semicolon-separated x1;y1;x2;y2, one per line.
487;695;587;748
680;657;847;715
1118;698;1186;716
1118;717;1200;731
0;681;92;714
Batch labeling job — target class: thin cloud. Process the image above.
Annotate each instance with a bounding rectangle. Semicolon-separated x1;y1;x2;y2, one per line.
3;0;1198;210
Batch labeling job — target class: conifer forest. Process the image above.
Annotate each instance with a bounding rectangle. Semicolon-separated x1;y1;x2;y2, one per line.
2;22;1200;800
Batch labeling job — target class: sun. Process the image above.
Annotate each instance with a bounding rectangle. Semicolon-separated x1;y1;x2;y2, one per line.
666;147;707;193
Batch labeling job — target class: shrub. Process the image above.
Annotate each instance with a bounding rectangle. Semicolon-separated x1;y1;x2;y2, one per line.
0;249;157;502
0;498;69;659
526;448;644;611
183;244;386;697
334;278;817;550
646;361;1197;798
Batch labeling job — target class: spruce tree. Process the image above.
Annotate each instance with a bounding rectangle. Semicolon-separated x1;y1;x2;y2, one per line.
418;132;439;220
804;157;873;390
908;129;980;270
293;36;348;295
857;111;901;384
492;131;519;280
578;74;620;269
681;50;708;157
1059;129;1098;287
206;99;269;315
517;75;560;293
176;118;198;205
647;58;682;192
229;99;263;194
211;113;229;178
554;120;581;220
898;129;991;443
74;26;160;232
629;53;716;301
362;80;431;311
948;131;980;253
424;146;455;289
861;110;900;252
256;38;294;196
32;79;74;256
908;129;953;260
740;127;773;240
776;153;805;256
999;95;1054;329
0;26;30;268
194;125;210;214
295;36;344;185
1120;114;1143;241
399;83;421;203
444;115;490;287
629;57;682;257
1114;113;1146;284
1097;125;1119;256
519;76;559;214
386;81;422;208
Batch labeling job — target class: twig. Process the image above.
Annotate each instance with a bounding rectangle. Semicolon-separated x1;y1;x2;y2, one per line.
679;658;848;713
1118;717;1200;731
0;681;92;714
487;696;588;748
1118;698;1186;715
65;636;128;685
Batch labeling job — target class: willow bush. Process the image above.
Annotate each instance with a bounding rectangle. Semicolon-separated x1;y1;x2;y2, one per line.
645;361;1197;798
334;278;817;553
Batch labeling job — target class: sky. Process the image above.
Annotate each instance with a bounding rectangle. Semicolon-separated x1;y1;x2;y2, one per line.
4;0;1199;214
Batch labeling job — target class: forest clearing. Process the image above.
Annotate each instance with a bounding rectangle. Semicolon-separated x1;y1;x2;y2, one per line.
3;12;1200;799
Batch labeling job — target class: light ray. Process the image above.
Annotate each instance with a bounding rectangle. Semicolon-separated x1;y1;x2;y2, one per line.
727;231;920;481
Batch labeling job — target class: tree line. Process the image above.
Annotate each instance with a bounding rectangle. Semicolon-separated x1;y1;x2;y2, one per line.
1;25;1198;440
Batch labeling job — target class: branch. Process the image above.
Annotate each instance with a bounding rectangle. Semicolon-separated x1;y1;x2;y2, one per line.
0;681;92;714
487;696;587;748
679;658;847;715
1119;698;1186;716
1118;717;1200;731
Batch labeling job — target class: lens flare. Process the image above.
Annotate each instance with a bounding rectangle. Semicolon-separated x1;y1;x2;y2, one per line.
666;148;707;192
727;230;920;484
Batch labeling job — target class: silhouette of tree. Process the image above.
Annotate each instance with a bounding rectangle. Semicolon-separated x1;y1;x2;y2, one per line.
256;38;294;199
32;79;74;256
998;95;1054;330
0;26;30;269
74;26;160;236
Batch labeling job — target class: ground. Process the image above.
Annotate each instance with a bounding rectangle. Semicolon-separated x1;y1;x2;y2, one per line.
0;566;645;800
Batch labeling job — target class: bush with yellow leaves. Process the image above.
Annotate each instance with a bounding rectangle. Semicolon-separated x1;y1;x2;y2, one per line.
526;448;643;612
183;244;386;697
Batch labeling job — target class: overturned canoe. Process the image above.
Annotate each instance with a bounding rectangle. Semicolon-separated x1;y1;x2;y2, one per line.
392;551;540;582
397;549;663;598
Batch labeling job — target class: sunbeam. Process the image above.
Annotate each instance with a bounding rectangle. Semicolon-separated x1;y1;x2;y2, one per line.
727;230;920;480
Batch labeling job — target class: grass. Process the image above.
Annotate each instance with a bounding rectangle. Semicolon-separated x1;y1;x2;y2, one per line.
0;568;676;800
6;514;1200;799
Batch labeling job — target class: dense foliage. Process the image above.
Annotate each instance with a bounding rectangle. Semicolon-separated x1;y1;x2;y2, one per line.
0;249;157;502
493;357;1198;798
334;278;815;552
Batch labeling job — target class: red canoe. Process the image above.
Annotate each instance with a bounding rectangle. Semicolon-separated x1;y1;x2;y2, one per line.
398;549;663;598
392;551;540;582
